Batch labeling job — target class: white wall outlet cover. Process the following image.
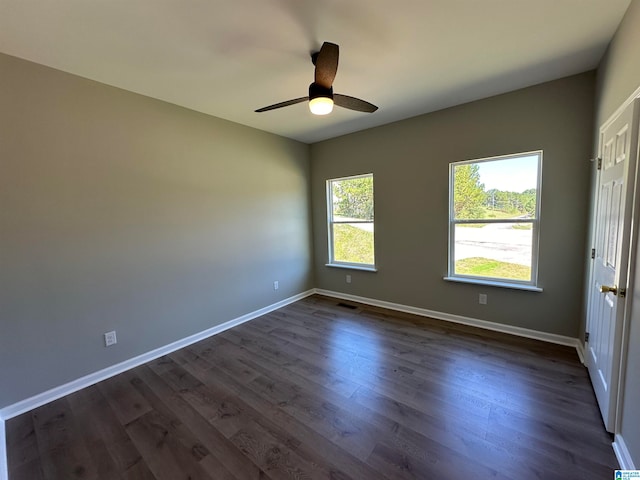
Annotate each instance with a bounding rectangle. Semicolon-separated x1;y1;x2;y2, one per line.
479;294;488;305
104;331;117;347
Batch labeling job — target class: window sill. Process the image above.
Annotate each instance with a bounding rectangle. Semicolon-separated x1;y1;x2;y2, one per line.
326;263;378;272
443;276;542;292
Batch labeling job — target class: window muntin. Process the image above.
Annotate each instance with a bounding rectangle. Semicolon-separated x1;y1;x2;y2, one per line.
448;152;542;286
327;174;375;268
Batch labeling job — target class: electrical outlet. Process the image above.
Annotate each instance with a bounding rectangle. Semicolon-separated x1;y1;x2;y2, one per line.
104;330;117;347
273;280;279;290
346;274;352;284
479;294;487;305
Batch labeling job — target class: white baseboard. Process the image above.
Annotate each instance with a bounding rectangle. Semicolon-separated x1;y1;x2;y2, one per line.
315;289;581;351
0;289;314;422
0;420;7;480
613;434;636;470
576;339;586;364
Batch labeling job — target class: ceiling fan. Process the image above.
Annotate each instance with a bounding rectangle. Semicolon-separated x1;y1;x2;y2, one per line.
255;42;378;116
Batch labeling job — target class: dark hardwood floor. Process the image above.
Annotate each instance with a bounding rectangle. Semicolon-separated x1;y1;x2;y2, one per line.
6;294;618;479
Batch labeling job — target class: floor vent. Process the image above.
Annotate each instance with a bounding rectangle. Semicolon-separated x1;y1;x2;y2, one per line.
337;302;357;310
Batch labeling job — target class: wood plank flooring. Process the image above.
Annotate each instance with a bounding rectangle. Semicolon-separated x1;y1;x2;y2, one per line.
6;294;618;479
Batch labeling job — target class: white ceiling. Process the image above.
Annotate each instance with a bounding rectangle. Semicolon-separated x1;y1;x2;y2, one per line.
0;0;631;144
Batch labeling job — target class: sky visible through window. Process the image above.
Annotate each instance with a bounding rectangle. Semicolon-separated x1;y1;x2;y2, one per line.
477;155;539;193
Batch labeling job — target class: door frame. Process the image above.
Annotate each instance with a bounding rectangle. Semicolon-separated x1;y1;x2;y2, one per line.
586;87;640;434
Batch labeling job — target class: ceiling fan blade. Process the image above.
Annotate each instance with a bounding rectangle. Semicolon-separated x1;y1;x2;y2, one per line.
255;97;309;112
314;42;339;89
334;94;378;113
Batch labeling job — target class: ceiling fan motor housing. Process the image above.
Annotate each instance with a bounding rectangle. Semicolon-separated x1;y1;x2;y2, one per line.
309;82;333;101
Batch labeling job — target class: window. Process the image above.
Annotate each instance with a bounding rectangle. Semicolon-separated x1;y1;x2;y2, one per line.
447;151;542;290
327;174;375;269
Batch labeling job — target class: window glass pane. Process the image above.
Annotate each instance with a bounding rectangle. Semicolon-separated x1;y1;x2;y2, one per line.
453;155;539;221
331;176;374;222
333;223;374;264
454;224;532;281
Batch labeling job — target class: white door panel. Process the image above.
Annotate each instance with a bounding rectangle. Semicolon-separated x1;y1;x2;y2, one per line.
586;99;639;432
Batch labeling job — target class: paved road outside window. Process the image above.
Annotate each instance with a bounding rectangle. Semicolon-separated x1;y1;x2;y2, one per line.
455;223;532;266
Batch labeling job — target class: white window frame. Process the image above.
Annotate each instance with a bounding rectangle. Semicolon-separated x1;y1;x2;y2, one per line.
445;151;543;291
326;173;376;271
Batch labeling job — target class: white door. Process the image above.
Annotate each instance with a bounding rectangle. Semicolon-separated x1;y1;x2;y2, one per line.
587;99;639;432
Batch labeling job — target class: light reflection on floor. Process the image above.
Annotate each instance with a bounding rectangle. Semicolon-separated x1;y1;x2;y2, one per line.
318;308;546;459
437;347;538;450
325;315;383;387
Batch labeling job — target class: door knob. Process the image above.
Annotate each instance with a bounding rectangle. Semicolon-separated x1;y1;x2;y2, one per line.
600;285;618;295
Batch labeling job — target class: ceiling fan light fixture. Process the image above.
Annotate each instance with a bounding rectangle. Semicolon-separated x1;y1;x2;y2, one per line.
309;96;334;115
309;82;334;115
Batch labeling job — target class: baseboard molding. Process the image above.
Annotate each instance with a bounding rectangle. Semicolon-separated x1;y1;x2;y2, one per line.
0;289;314;422
0;420;7;480
575;339;586;365
315;289;580;351
613;434;636;470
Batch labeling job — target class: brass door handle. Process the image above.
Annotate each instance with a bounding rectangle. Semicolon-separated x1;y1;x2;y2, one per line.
600;285;618;295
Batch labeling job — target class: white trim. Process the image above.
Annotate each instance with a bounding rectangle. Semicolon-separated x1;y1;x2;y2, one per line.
0;289;314;421
600;84;640;133
615;108;640;434
613;434;636;470
0;419;6;480
325;263;378;272
443;276;543;292
315;289;580;349
576;340;586;365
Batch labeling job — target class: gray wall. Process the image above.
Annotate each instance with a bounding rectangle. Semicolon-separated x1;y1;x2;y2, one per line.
0;53;313;409
594;0;640;466
311;72;595;338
